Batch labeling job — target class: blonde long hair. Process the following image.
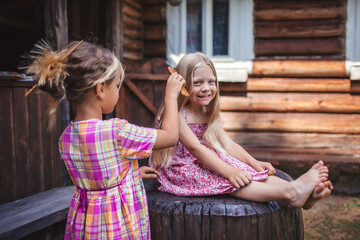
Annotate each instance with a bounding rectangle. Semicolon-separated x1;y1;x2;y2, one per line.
151;52;226;167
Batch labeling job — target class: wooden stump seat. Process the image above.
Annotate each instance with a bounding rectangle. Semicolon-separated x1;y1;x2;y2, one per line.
144;170;304;240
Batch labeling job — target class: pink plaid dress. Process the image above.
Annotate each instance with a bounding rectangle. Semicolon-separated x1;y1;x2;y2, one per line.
59;118;157;240
154;109;268;196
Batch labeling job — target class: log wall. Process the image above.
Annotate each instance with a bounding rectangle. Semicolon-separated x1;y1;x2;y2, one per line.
143;0;167;60
122;0;143;63
254;0;346;60
0;80;64;204
220;60;360;168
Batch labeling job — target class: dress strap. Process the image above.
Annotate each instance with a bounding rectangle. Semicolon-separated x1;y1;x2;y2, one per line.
180;109;189;123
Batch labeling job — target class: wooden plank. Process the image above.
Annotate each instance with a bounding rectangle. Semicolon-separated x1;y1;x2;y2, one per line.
255;19;344;38
144;25;166;41
143;6;165;23
106;0;123;60
125;0;141;10
220;78;353;93
220;93;360;113
124;79;158;116
123;50;142;61
221;112;360;133
126;73;168;81
52;108;63;187
123;3;140;19
0;186;75;239
254;2;344;20
226;132;360;150
41;94;53;190
144;42;166;57
255;38;344;56
124;27;141;39
28;92;44;194
244;147;360;168
13;88;30;199
124;38;142;51
123;14;142;28
252;60;346;77
0;88;16;204
124;37;142;50
44;0;68;50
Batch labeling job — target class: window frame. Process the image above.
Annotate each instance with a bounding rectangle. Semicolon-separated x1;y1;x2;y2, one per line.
166;0;254;82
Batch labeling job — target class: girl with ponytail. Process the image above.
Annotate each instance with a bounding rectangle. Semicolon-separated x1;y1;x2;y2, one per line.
151;52;332;210
25;40;185;239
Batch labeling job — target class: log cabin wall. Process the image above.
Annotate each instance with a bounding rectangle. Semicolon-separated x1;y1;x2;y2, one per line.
217;0;360;170
116;0;168;127
123;0;143;64
219;61;360;169
253;0;346;60
143;0;167;60
0;80;64;204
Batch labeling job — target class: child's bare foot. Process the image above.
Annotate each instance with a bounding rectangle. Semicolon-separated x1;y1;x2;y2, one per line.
302;180;333;210
288;161;329;208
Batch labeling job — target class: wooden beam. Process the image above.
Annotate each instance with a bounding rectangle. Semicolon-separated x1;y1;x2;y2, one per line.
254;38;344;56
252;61;346;77
221;112;360;134
44;0;68;50
123;3;141;18
227;132;360;150
124;79;158;115
254;6;344;21
255;19;344;38
123;14;142;28
124;38;142;50
220;78;354;93
106;0;123;60
125;73;168;81
244;147;360;168
220;93;360;113
123;50;142;61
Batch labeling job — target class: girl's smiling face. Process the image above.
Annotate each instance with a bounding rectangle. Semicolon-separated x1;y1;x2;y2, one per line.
188;64;217;108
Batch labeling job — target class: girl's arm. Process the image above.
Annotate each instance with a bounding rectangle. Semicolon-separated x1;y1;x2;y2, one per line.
217;124;276;175
153;73;185;150
179;115;252;188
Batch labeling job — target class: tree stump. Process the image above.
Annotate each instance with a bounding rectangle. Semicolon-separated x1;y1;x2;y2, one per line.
144;170;304;240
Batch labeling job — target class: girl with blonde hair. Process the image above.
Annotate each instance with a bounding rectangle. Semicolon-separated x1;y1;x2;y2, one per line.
151;52;332;209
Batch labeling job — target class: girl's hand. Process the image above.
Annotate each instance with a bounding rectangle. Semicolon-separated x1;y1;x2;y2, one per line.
227;168;252;188
139;166;160;179
252;160;276;175
165;73;186;99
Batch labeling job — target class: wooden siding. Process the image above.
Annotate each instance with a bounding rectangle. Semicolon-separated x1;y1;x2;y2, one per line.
143;0;167;59
253;0;346;60
123;0;143;62
220;60;360;167
0;80;64;204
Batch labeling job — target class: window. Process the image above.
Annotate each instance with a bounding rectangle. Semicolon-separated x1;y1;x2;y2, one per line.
166;0;254;82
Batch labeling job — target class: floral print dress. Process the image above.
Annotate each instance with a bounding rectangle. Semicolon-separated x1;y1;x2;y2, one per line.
154;109;268;196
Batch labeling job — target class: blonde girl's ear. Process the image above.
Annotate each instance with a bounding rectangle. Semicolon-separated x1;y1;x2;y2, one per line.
96;82;106;99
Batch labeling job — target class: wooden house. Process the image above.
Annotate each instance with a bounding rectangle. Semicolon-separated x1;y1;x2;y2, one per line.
1;0;359;203
1;0;360;238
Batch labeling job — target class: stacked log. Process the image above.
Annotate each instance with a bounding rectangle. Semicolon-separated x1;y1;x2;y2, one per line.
220;60;360;168
254;0;346;60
